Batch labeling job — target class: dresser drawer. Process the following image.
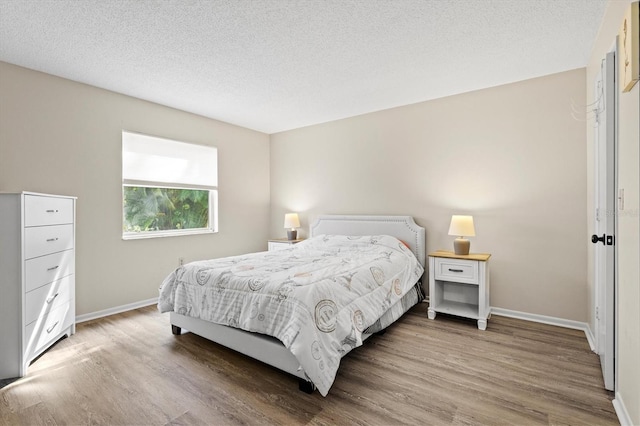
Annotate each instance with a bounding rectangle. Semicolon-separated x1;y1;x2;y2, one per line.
434;257;479;285
24;195;74;227
25;249;75;292
25;300;75;356
24;224;74;259
25;275;74;326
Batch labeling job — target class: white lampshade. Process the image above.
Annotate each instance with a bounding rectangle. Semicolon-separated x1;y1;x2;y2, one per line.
284;213;300;229
448;215;475;237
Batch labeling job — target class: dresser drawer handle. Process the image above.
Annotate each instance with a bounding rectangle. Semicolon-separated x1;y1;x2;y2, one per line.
46;238;59;242
45;209;59;213
47;265;59;271
46;321;59;334
448;268;464;273
46;293;60;304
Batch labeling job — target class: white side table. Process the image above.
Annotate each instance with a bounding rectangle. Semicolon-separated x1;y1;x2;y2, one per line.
427;250;491;330
268;238;304;251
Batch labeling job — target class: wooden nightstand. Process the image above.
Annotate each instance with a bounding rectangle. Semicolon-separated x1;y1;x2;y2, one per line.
268;238;304;251
427;250;491;330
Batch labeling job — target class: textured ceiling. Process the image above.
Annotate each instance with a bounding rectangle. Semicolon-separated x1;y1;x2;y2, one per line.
0;0;608;134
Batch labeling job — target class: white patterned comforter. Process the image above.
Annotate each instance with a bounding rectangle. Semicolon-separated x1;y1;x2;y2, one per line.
158;234;424;396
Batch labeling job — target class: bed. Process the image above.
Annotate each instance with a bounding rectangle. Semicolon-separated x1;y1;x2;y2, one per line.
158;215;426;395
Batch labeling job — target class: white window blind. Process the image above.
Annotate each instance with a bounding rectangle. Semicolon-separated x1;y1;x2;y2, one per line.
122;131;217;189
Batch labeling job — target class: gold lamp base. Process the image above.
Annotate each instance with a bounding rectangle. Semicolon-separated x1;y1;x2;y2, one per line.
453;237;470;255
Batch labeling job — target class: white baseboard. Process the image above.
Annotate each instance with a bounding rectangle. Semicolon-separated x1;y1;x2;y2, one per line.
491;307;588;330
583;323;597;352
613;393;633;426
423;302;595;350
76;298;157;323
490;307;593;346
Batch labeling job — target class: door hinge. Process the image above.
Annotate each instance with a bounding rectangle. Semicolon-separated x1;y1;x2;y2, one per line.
596;306;599;320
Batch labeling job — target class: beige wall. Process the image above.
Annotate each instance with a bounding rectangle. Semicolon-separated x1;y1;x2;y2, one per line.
0;61;271;316
586;0;640;423
270;69;588;322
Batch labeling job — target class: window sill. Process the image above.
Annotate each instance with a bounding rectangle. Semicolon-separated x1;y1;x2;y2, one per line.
122;228;216;240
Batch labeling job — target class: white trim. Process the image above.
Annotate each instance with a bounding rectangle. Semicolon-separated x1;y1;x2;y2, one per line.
583;323;597;353
123;227;216;240
461;307;597;351
123;180;217;191
613;393;633;426
76;298;157;323
424;301;590;331
491;307;589;330
422;300;597;351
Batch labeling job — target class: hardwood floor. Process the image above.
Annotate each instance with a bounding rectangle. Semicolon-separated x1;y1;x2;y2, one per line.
0;304;618;425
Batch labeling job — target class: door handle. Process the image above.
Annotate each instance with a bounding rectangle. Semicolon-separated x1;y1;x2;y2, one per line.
592;234;615;246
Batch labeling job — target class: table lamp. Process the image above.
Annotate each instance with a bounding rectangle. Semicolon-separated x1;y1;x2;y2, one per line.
448;215;475;255
284;213;300;240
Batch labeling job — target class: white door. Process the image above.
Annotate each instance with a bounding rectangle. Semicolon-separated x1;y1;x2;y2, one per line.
592;51;616;391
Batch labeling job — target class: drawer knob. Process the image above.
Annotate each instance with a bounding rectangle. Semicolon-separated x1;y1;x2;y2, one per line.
45;209;59;213
46;237;59;242
47;265;59;271
46;321;59;334
448;268;464;273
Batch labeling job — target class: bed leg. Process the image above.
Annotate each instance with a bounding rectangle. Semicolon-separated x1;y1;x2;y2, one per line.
171;324;182;335
298;379;316;394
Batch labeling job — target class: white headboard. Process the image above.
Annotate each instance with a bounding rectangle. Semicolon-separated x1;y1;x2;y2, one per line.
310;215;426;267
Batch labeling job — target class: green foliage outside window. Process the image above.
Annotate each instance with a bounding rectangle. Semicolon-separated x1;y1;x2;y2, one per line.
123;186;210;233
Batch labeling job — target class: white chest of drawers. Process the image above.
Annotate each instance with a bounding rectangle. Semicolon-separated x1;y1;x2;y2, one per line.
0;192;76;379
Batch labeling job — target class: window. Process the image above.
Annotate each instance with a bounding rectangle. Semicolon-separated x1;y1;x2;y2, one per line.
122;131;218;239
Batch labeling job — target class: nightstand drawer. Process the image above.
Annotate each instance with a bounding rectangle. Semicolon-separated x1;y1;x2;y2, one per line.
268;239;303;251
268;241;289;251
434;257;479;284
